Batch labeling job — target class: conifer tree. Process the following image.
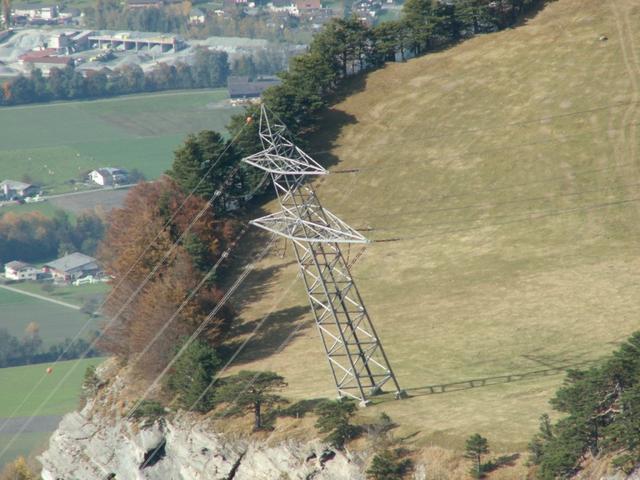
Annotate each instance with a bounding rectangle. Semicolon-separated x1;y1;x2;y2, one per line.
465;433;489;478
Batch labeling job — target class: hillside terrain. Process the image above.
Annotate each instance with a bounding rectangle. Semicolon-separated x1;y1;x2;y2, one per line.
230;0;640;455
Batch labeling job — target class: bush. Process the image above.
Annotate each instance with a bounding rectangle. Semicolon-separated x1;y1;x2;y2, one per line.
315;398;361;449
80;365;101;405
366;449;412;480
130;399;166;427
0;456;36;480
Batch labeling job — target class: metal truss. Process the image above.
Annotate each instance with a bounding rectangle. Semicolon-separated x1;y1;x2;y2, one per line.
242;106;404;405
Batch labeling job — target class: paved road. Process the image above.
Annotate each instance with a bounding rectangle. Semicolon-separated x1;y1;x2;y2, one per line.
0;284;81;310
43;183;135;200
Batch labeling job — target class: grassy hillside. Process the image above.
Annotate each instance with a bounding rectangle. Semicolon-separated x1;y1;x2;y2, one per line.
0;89;239;194
230;0;640;452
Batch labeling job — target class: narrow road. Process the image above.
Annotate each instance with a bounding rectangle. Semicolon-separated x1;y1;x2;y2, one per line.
43;183;136;201
0;284;81;310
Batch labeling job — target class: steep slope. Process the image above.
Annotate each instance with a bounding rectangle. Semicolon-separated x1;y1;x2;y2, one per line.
231;0;640;452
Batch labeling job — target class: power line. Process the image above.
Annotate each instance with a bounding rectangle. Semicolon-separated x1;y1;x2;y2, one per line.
308;98;640;158
0;120;254;458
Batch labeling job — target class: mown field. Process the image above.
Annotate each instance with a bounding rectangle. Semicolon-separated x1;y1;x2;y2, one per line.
0;287;102;346
0;358;104;467
0;89;240;194
229;0;640;455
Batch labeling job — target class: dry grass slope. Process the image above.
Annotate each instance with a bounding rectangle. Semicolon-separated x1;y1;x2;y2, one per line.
229;0;640;454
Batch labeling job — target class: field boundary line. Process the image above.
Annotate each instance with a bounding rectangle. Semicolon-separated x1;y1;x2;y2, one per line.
0;284;81;311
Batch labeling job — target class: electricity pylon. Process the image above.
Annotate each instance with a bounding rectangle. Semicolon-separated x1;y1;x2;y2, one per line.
242;106;404;405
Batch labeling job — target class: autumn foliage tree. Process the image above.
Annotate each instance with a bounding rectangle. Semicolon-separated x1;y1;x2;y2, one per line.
97;177;238;375
0;210;104;264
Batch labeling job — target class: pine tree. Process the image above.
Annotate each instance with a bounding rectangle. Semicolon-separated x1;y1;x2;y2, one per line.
465;433;489;478
166;339;222;412
366;449;412;480
167;130;242;209
213;370;287;430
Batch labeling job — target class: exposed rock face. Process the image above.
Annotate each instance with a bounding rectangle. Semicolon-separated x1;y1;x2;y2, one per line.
39;405;365;480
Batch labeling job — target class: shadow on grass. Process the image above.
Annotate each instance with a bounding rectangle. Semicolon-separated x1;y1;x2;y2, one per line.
483;453;520;475
371;359;600;403
224;304;312;366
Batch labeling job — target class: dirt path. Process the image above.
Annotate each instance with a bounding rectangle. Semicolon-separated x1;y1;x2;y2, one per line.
0;284;81;311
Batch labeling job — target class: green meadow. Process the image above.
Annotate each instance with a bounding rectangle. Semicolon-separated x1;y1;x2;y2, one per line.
0;89;240;194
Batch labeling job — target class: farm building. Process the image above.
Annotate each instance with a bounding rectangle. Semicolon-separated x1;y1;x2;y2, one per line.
19;49;74;74
89;167;128;186
0;179;38;199
227;76;281;102
43;253;100;282
4;261;38;281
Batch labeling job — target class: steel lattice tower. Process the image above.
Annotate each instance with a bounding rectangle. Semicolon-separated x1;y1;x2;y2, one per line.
242;106;404;405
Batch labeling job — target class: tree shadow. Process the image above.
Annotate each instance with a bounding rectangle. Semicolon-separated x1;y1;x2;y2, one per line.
224;304;312;366
308;106;359;173
483;453;520;476
220;214;297;312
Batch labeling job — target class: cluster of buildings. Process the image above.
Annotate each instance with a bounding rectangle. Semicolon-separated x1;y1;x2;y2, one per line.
353;0;384;24
10;4;80;26
1;167;127;204
15;29;184;76
3;252;101;284
265;0;325;17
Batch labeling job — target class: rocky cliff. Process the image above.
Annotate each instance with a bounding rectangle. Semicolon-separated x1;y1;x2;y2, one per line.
39;405;365;480
38;363;367;480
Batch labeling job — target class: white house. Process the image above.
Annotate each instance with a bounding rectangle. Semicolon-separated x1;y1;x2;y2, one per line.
4;261;38;281
89;167;128;186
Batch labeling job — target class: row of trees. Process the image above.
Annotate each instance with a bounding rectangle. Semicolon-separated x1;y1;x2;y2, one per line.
96;177;238;373
0;324;100;368
0;49;229;106
0;210;104;265
529;332;640;479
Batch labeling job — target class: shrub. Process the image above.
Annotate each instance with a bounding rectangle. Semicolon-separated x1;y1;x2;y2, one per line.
130;399;166;427
366;449;412;480
315;398;361;449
